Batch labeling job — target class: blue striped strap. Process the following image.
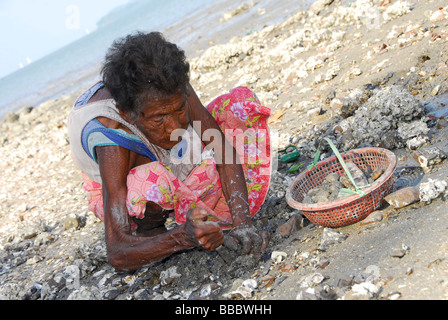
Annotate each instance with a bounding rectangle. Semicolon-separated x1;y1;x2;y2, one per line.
81;119;157;162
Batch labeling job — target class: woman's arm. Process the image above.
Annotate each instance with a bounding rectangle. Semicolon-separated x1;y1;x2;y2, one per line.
186;84;268;254
96;144;223;271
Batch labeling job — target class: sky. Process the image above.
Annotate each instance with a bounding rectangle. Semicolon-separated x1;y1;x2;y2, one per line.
0;0;131;78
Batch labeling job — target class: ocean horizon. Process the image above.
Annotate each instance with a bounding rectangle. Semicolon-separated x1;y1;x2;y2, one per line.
0;0;314;121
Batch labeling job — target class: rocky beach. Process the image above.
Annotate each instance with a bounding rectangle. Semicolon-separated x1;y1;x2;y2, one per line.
1;0;448;301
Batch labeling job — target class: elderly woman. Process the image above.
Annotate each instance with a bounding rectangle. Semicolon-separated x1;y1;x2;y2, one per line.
68;32;272;271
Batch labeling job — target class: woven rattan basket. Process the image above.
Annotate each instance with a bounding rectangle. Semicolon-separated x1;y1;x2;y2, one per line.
286;143;397;228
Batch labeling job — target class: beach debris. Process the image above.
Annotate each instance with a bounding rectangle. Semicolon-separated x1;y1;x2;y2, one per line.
319;228;347;251
277;145;300;163
199;282;221;298
406;135;430;150
23;283;43;300
397;120;430;148
317;258;330;269
359;210;391;225
382;1;411;21
373;43;388;54
261;275;286;293
296;287;319;300
17;222;40;241
343;281;381;300
278;263;297;272
413;146;447;172
64;265;81;290
419;178;448;203
337;275;354;289
387;292;402;300
159;266;182;286
297;251;310;262
393;166;425;190
303;162;373;204
299;273;326;289
384;187;420;209
225;278;258;299
187;281;222;300
390;244;410;258
345;161;369;188
266;170;296;201
338;85;426;151
341;266;383;300
215;245;233;265
437;118;448;129
64;214;81;231
338;88;371;118
277;214;303;237
431;84;441;96
3;111;20;123
220;2;256;22
67;286;101;300
271;251;288;263
309;273;325;285
268;110;284;124
430;8;447;23
427;258;443;269
296;285;340;300
371;167;384;181
296;273;330;299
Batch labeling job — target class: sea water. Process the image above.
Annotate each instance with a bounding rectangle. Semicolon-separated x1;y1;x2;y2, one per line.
0;0;314;120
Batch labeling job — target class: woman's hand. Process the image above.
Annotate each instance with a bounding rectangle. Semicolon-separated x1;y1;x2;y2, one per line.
184;208;224;252
224;225;270;255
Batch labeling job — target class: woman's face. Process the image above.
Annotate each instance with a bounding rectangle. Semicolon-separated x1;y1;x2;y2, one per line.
133;92;190;150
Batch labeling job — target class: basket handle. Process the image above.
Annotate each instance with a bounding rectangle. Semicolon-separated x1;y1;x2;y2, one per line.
307;137;367;198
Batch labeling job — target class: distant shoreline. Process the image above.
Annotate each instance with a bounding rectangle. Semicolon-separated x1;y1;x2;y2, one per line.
0;0;314;122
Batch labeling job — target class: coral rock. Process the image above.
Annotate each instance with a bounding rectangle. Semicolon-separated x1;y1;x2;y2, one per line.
413;146;447;172
277;214;304;237
384;187;420;209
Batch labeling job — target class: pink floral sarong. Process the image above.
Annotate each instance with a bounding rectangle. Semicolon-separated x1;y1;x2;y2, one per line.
82;87;272;230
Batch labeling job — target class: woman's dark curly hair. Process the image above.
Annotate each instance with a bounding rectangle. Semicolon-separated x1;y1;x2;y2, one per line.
102;32;190;119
